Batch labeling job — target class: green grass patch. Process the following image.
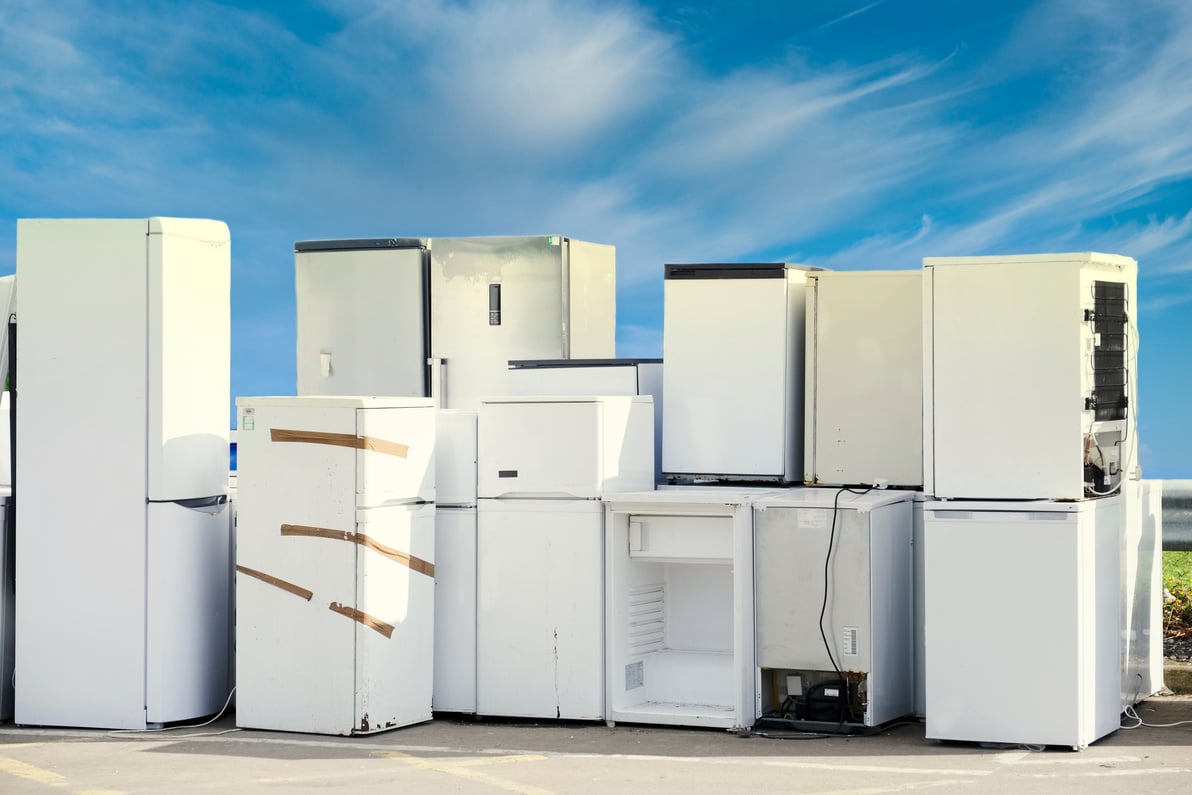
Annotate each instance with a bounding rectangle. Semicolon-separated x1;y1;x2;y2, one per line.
1164;551;1192;638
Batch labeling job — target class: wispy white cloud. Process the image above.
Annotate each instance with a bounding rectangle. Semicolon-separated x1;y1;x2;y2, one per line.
815;2;886;32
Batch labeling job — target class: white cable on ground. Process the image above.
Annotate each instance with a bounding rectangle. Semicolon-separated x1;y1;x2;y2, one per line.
106;688;238;738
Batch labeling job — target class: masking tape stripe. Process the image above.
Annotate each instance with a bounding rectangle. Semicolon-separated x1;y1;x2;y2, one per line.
235;565;314;601
270;428;410;458
281;524;435;578
328;602;395;639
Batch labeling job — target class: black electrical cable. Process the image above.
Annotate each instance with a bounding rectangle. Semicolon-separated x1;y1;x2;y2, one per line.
818;485;873;726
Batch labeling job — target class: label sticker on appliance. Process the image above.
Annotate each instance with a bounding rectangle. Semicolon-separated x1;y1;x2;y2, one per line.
626;661;644;690
241;408;255;431
842;626;859;656
797;510;828;529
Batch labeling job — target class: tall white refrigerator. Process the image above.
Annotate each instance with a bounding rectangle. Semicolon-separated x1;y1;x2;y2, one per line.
476;396;654;720
235;396;436;735
923;496;1122;749
295;235;616;409
15;218;231;729
662;263;816;482
433;409;479;713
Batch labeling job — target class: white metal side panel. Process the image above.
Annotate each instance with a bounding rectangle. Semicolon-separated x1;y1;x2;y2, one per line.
477;401;602;499
436;410;478;507
598;397;655;494
1091;497;1125;744
807;272;922;487
781;270;808;484
235;399;359;734
564;240;616;359
911;497;926;718
867;502;913;725
0;494;12;720
295;247;426;398
355;405;436;506
476;500;604;720
0;275;15;404
145;501;231;722
925;505;1104;747
921;268;936;496
354;503;435;731
1139;481;1165;699
433;507;477;712
16;218;151;729
637;362;665;483
663;278;791;478
507;365;639;396
430;237;567;410
732;501;757;728
928;262;1082;499
147;219;230;500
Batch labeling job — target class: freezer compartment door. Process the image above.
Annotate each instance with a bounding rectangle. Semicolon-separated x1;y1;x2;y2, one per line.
296;246;428;399
476;500;604;719
434;508;477;712
478;401;602;499
146;500;231;723
147;221;231;501
354;503;436;730
356;406;436;505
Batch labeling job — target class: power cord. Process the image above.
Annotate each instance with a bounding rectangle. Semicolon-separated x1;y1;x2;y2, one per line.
107;687;238;738
1121;703;1192;730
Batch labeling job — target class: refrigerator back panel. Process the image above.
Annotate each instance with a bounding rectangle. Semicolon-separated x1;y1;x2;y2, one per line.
805;271;922;488
429;236;615;410
662;265;808;480
478;397;654;499
923;253;1137;500
295;245;427;399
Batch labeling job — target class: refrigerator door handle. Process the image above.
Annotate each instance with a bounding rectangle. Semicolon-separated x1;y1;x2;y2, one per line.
160;495;228;512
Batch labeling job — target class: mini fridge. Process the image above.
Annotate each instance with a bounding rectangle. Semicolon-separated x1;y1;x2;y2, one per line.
476;396;654;720
662;263;816;482
235;396;436;735
923;496;1122;749
804;271;922;488
433;409;479;713
752;488;914;729
604;486;780;729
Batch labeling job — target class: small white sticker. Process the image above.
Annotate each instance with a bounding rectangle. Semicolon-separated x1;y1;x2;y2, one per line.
626;661;644;690
842;626;859;656
241;408;255;431
797;510;828;529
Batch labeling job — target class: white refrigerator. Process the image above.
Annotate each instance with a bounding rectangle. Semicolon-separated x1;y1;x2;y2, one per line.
476;396;654;720
235;396;436;735
804;271;922;488
662;263;816;482
433;409;479;713
752;488;914;729
923;253;1138;500
15;217;231;730
923;496;1122;749
508;358;664;483
295;235;616;409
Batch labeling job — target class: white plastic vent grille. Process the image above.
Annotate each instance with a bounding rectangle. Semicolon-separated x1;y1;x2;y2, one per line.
628;583;665;656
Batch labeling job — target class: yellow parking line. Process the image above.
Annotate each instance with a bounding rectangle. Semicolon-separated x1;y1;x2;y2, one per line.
451;754;548;768
381;751;552;795
0;754;69;786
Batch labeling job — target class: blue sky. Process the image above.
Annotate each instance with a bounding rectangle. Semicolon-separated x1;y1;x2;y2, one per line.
1;0;1189;477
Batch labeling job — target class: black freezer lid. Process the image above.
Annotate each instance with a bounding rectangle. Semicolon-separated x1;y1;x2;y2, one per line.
664;263;818;280
508;358;663;369
295;237;426;253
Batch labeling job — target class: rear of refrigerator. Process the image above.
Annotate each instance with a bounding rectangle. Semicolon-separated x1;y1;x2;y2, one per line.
663;264;815;482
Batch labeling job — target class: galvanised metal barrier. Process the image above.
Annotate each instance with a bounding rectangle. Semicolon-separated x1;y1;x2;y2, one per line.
1164;480;1192;552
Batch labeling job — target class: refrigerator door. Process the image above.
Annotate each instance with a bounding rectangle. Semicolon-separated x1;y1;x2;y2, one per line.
429;237;569;410
563;239;616;359
296;245;428;399
476;499;604;720
436;411;477;508
478;400;603;499
146;500;231;723
355;405;436;506
433;507;477;712
147;218;231;501
354;503;436;731
663;267;803;479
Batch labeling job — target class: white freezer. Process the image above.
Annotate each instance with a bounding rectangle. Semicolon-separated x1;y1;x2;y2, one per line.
508;359;664;483
436;410;477;508
476;499;604;720
923;253;1138;500
16;217;231;729
662;264;814;481
752;488;914;727
433;506;477;713
804;271;922;488
604;487;776;729
923;497;1122;749
478;396;654;499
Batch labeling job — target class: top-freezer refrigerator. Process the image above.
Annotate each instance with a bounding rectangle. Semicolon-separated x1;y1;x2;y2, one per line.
662;263;816;482
16;218;231;729
923;253;1137;500
295;235;616;409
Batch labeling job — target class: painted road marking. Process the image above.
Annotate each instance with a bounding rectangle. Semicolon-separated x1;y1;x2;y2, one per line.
0;754;69;786
382;751;552;795
801;780;979;795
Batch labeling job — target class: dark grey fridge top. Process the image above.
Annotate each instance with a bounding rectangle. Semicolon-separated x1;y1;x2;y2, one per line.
664;263;819;280
294;238;426;253
508;358;663;369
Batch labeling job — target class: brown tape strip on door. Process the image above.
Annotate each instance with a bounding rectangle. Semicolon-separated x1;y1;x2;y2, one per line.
281;523;435;579
235;565;314;601
328;602;395;639
270;428;410;458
